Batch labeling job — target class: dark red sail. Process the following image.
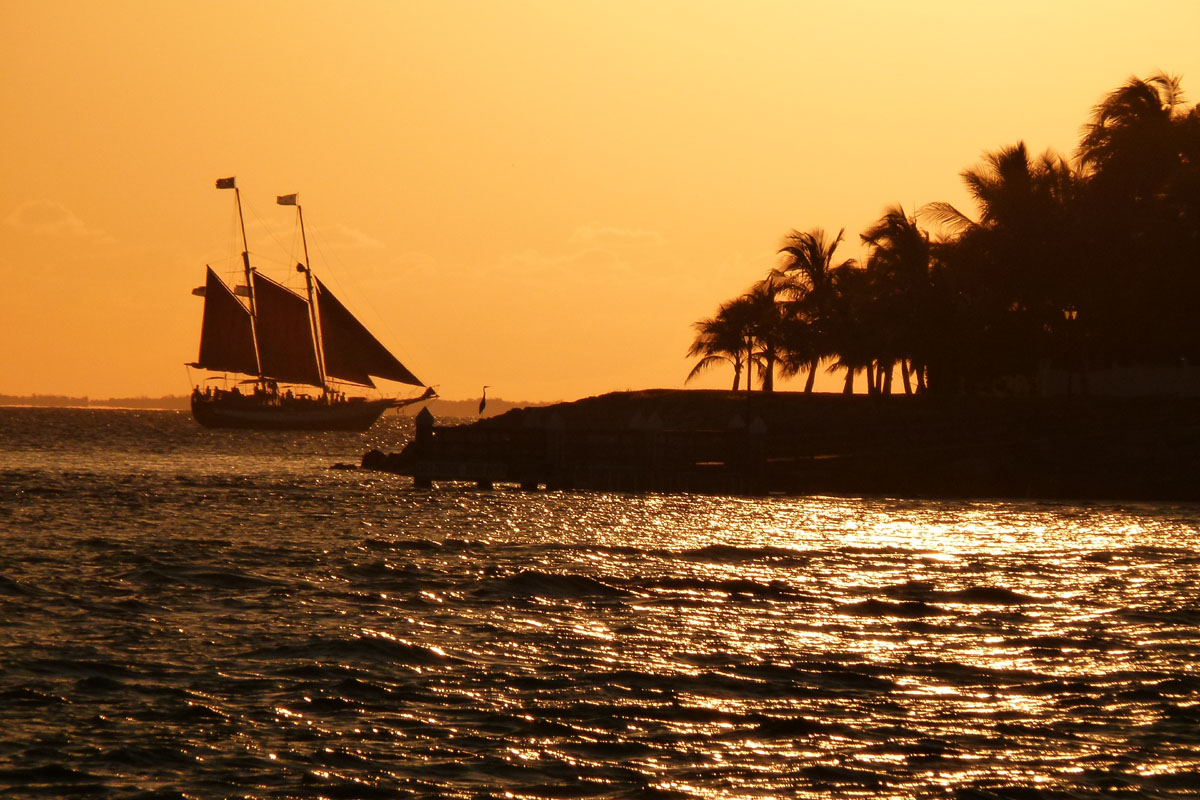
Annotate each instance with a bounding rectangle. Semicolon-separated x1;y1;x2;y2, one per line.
195;267;259;376
252;272;322;386
316;277;423;387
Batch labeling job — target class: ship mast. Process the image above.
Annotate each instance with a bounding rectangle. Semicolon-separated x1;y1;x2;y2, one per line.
217;177;264;382
279;193;329;398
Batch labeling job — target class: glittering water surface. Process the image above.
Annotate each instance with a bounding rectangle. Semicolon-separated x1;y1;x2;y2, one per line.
2;408;1199;798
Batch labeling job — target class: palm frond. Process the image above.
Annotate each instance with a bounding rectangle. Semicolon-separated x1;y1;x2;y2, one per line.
918;201;976;236
685;354;735;383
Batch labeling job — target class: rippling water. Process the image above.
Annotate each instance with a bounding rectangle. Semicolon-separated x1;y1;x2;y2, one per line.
2;407;1199;798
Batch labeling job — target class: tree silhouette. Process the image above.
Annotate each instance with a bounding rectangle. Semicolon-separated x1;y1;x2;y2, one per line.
860;204;933;394
1080;72;1189;195
744;273;791;391
777;228;856;392
1077;72;1200;367
820;263;875;394
686;299;753;391
923;143;1083;391
690;73;1199;397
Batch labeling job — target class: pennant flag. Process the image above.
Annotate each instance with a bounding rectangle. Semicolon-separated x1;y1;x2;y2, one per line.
276;193;298;206
215;177;236;189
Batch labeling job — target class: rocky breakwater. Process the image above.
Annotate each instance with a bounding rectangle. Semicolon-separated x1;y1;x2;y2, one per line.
362;389;1200;500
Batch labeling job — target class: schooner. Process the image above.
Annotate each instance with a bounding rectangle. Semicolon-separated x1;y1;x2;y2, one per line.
188;178;434;430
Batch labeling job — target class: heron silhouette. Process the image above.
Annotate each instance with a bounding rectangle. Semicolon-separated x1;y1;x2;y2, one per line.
479;386;489;416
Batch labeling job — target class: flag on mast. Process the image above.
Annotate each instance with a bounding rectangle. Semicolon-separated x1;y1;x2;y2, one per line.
216;177;236;189
277;193;299;206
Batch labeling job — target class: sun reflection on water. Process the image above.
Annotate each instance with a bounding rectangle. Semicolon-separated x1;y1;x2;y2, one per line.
4;423;1199;800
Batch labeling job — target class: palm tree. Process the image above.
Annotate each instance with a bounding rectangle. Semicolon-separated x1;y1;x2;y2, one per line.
820;263;876;394
774;294;823;390
925;142;1076;236
686;300;752;391
1076;72;1200;366
922;143;1083;390
745;272;795;391
777;228;856;392
860;204;933;393
1079;72;1188;196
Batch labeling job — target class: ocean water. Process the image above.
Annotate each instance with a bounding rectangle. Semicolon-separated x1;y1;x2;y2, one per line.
1;407;1199;799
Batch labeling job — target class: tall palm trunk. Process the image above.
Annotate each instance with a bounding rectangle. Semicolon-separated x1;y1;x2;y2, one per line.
739;340;748;393
803;359;818;393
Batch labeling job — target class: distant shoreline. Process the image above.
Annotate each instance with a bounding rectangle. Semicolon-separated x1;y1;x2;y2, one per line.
0;394;190;410
0;394;543;418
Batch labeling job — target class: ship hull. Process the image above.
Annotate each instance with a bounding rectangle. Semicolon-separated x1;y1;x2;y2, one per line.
191;395;392;431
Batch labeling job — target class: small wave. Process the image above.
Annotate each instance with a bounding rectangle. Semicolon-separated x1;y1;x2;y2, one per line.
298;693;369;713
880;581;1036;605
837;544;934;556
339;558;424;581
131;699;230;724
27;656;136;680
485;570;633;599
100;743;194;769
0;687;69;707
635;703;743;726
1022;677;1096;697
943;586;1037;605
299;775;403;799
679;544;812;564
115;565;177;586
1155;704;1200;729
746;715;840;738
1117;604;1200;625
914;659;1045;687
117;563;285;591
801;763;888;789
78;535;122;550
560;737;661;760
361;536;447;552
881;580;938;600
643;577;806;601
0;574;35;596
244;632;458;667
0;764;102;786
107;595;156;612
1023;632;1117;652
74;674;125;694
330;676;396;703
811;667;898;693
1145;771;1200;792
735;661;898;693
840;598;949;618
1152;674;1200;695
180;566;287;590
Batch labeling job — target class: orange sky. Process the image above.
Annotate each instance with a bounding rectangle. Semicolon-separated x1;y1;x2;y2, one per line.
3;1;1199;402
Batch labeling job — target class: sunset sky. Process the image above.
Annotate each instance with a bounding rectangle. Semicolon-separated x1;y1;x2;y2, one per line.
3;1;1199;403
